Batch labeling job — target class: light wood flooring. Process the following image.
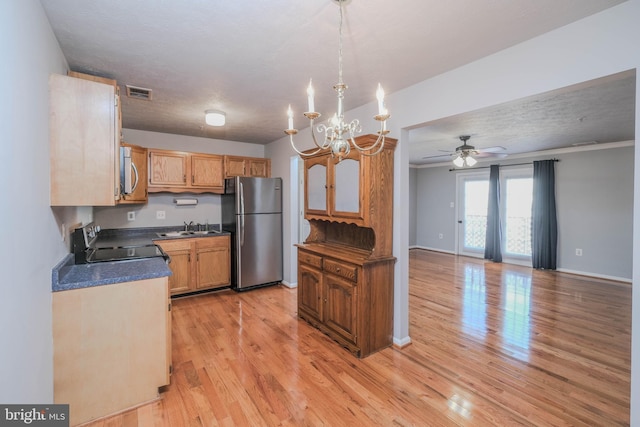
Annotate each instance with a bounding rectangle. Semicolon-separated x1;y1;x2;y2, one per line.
84;250;631;426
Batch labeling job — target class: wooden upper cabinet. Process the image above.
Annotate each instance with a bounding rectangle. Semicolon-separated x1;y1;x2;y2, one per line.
224;156;246;177
68;71;123;143
303;134;396;229
248;158;270;177
50;73;120;206
149;150;188;187
224;156;271;178
192;154;224;188
303;148;364;224
148;149;224;193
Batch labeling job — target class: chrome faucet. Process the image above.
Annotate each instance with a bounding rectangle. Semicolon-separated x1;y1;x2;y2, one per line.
184;221;194;231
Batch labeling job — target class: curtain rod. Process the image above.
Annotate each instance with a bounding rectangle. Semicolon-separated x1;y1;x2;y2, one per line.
448;158;559;172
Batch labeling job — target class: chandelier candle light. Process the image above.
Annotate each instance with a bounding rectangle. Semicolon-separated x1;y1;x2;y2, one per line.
285;0;390;159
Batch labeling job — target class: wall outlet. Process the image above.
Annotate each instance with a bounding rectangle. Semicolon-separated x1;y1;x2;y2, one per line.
450;202;454;208
156;210;166;220
575;248;583;256
127;211;136;221
438;233;443;239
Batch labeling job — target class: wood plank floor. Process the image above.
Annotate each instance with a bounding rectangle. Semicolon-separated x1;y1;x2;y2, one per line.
83;250;631;426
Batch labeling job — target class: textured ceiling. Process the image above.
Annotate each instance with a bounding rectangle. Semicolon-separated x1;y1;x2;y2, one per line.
410;70;636;165
39;0;631;162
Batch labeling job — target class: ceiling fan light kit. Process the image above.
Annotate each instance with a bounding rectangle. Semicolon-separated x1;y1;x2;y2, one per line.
453;151;477;168
285;0;390;159
451;135;477;167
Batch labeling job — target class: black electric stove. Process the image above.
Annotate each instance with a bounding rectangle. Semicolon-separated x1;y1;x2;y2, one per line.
72;223;169;264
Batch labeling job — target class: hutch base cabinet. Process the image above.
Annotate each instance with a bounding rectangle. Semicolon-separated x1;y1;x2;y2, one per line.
298;243;395;357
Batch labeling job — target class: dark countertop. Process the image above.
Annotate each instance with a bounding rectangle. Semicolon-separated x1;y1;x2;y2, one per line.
52;225;230;292
52;254;171;292
94;225;230;249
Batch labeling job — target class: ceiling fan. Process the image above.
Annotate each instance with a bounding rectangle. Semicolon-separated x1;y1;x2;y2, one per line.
423;135;507;167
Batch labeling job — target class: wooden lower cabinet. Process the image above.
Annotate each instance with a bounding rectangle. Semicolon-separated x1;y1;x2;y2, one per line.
155;235;230;296
53;278;170;426
297;245;395;358
195;237;231;290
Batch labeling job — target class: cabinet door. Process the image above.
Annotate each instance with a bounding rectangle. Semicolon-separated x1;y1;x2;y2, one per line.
324;273;358;345
225;156;246;177
332;157;363;220
50;74;119;206
298;263;323;321
156;240;193;295
149;150;188;186
195;237;230;290
304;156;329;218
249;159;270;177
192;154;224;188
120;144;148;204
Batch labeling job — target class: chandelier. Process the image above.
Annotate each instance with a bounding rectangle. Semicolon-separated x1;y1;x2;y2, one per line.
284;0;390;158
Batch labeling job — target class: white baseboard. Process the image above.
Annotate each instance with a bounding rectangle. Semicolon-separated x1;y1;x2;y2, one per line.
410;247;631;283
393;336;412;348
281;280;297;289
409;245;456;255
556;268;631;284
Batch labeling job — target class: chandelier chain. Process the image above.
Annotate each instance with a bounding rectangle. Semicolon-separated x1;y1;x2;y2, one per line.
338;0;344;86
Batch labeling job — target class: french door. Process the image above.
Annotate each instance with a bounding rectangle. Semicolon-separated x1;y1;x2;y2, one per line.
456;168;533;264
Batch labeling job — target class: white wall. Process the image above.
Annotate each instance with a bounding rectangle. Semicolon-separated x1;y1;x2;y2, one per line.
0;0;73;403
267;2;640;423
122;128;266;157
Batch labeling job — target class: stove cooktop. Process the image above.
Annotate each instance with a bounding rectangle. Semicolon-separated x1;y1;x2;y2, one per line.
86;245;167;263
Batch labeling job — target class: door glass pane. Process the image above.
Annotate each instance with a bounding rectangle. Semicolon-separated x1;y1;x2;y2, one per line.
334;159;359;213
307;164;327;211
464;180;489;251
504;178;533;256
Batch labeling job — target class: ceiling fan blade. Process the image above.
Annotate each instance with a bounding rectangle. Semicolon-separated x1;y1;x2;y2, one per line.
478;146;506;153
474;151;508;158
422;153;454;160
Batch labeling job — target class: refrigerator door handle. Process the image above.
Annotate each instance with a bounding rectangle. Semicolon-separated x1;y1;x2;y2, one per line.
239;182;245;246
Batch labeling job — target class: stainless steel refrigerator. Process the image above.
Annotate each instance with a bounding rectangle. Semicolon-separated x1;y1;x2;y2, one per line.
222;177;283;290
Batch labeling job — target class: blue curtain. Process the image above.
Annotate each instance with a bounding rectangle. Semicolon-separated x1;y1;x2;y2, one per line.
484;165;502;262
531;160;558;269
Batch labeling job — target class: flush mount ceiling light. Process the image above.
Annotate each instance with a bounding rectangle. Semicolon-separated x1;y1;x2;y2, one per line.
205;110;226;126
284;0;390;159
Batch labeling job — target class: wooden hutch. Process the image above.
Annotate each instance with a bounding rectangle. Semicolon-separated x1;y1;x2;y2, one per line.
296;134;396;358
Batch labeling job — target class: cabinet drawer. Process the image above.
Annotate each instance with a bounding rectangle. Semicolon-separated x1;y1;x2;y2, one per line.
323;259;357;282
195;235;230;250
299;251;322;268
155;238;192;252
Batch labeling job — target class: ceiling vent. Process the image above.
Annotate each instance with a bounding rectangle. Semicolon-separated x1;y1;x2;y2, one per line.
125;85;152;101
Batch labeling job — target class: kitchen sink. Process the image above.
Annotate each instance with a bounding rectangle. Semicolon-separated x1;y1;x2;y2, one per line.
156;230;220;238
